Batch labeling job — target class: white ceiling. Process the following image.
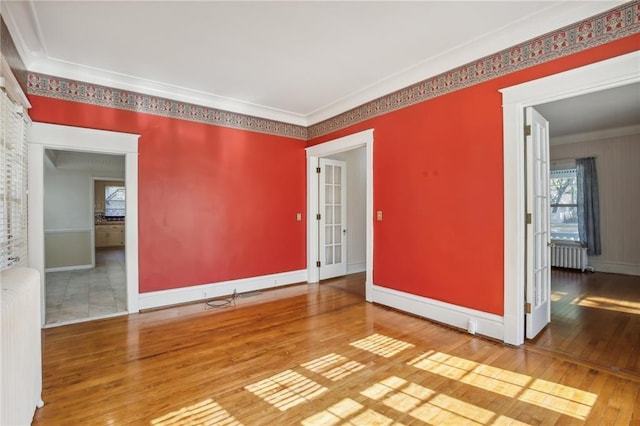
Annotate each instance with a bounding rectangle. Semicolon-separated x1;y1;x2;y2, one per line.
45;149;124;173
1;1;629;127
537;83;640;139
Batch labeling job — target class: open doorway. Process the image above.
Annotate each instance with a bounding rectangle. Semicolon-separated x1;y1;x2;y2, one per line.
28;123;140;326
305;129;374;301
43;150;127;325
500;50;639;349
524;84;640;375
319;147;367;298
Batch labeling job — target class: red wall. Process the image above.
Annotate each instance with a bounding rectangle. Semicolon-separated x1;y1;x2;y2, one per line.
28;97;307;293
309;36;639;316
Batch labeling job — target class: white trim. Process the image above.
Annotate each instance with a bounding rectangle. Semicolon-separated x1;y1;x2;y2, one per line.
347;262;366;274
0;53;31;109
43;312;128;329
29;123;139;153
371;285;504;341
45;264;93;273
306;129;374;301
305;3;624;125
31;59;308;127
500;51;640;346
28;123;140;326
139;269;307;310
551;124;640;146
588;260;640;276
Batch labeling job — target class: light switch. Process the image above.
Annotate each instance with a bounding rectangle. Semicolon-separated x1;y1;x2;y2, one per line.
296;213;302;221
377;211;383;221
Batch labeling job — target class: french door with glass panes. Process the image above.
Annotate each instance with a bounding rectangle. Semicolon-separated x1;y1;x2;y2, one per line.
525;106;551;339
318;158;347;279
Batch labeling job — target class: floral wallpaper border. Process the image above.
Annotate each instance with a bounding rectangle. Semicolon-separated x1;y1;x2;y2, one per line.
307;1;640;139
26;1;639;141
27;73;309;140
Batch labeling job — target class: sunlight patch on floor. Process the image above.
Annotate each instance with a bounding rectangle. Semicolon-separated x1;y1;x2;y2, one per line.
408;351;597;420
349;333;414;358
360;375;530;425
301;353;366;381
519;378;598;419
575;296;640;315
150;399;242;425
551;290;568;302
244;369;327;411
301;397;405;426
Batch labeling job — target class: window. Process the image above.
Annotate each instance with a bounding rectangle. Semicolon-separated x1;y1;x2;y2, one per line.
105;185;126;218
0;88;29;271
550;168;579;242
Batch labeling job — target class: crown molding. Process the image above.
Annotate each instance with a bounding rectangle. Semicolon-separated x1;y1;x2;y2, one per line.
28;57;309;127
5;0;636;136
2;0;308;126
304;1;629;125
551;124;640;145
28;72;309;141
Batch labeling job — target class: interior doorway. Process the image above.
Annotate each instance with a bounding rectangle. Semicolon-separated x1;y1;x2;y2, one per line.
500;51;639;346
41;151;127;325
305;129;374;301
28;123;140;326
523;84;640;373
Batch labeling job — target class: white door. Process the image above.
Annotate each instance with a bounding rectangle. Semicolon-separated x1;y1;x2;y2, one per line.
525;107;551;339
318;158;347;279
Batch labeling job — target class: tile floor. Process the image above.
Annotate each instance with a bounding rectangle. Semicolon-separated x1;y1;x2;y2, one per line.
45;247;126;325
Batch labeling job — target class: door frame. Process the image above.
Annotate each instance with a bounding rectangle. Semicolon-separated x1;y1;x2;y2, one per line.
28;123;140;325
500;51;639;346
305;129;374;301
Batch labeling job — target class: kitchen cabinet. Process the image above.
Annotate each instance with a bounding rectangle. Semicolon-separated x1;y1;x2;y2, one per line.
95;225;124;247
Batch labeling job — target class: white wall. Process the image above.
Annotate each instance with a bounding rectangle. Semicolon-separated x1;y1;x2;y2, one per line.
44;151;124;270
550;131;640;275
44;168;93;230
328;147;366;273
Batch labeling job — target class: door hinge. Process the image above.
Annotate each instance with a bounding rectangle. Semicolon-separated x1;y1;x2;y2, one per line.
524;124;531;136
316;261;321;267
525;302;532;314
316;213;321;220
316;167;321;173
526;213;532;224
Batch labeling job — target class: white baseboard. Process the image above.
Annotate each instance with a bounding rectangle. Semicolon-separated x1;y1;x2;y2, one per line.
45;264;93;273
347;262;366;274
371;285;504;341
138;269;308;310
589;260;640;276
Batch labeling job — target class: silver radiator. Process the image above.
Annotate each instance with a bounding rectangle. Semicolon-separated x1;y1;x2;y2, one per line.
1;267;44;424
551;245;588;271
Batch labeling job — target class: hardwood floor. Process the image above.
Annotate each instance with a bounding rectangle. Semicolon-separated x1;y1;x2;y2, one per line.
34;273;639;425
529;269;640;377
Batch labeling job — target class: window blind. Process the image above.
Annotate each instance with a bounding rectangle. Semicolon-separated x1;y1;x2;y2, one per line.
0;87;30;271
